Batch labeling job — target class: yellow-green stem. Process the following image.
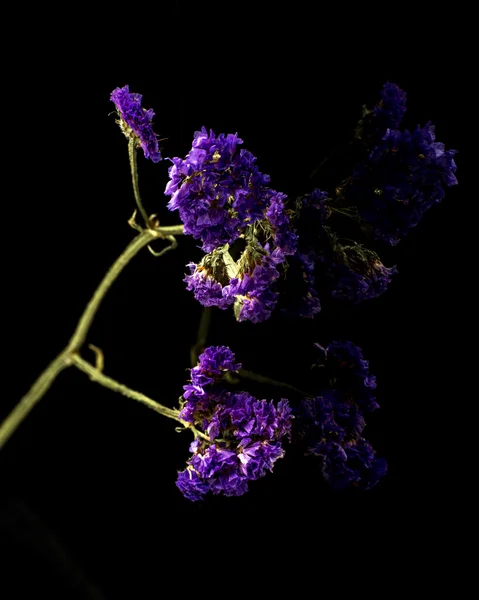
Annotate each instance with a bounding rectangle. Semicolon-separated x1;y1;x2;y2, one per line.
128;139;149;227
70;354;209;441
0;227;182;450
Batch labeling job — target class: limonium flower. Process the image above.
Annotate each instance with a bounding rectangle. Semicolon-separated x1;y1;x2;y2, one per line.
355;81;408;144
165;127;272;252
347;122;458;245
167;127;298;323
180;345;241;423
176;347;293;500
318;241;398;304
110;85;162;163
280;188;396;312
314;340;379;412
373;81;408;131
346;82;458;245
293;341;385;490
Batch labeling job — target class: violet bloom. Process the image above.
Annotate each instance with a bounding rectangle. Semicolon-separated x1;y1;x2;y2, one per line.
295;390;386;491
319;242;397;304
176;392;293;501
165;127;272;252
347;122;457;245
184;206;297;323
277;189;330;318
180;345;241;423
373;82;408;132
230;245;285;323
314;340;380;412
355;82;408;144
314;437;387;490
110;85;162;163
292;340;386;490
280;187;395;312
176;347;293;500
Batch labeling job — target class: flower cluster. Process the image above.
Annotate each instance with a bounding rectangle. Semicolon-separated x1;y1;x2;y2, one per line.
277;189;328;318
373;81;408;131
105;82;458;501
279;189;396;313
176;346;293;501
356;81;408;142
317;240;398;304
294;341;386;489
110;85;162;163
344;83;458;245
167;128;298;323
165;127;273;252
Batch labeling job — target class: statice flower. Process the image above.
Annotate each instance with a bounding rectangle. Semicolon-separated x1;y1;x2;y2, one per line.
346;122;457;245
184;199;297;323
355;82;408;143
373;81;408;132
180;345;241;423
164;127;272;252
319;242;398;304
293;340;385;490
277;189;329;318
176;348;293;500
110;85;162;163
265;191;299;255
184;246;238;310
314;437;387;490
314;340;379;412
295;392;386;490
230;243;286;323
280;188;395;312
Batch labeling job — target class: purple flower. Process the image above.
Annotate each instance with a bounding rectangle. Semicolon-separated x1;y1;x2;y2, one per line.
180;346;242;423
176;353;293;500
346;122;458;245
280;188;395;311
292;340;386;490
355;82;407;144
294;391;386;490
373;82;408;131
315;340;380;412
185;234;293;324
265;191;298;255
315;437;387;490
110;85;162;163
196;345;242;376
231;248;283;323
184;262;236;310
165;127;272;252
322;242;398;304
296;389;366;443
176;467;210;501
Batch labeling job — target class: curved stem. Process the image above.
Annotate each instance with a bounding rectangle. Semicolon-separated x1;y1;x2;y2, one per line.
66;230;155;353
0;353;68;448
0;227;181;450
232;368;314;398
190;307;212;367
128;138;149;227
71;354;182;421
70;354;210;441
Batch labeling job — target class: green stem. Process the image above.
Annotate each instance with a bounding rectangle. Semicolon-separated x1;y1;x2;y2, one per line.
0;227;183;450
66;229;156;353
70;354;182;421
70;354;210;441
232;368;314;398
190;307;212;367
128;138;150;227
0;353;68;449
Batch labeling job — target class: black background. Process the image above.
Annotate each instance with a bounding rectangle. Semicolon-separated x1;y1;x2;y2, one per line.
0;3;472;598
